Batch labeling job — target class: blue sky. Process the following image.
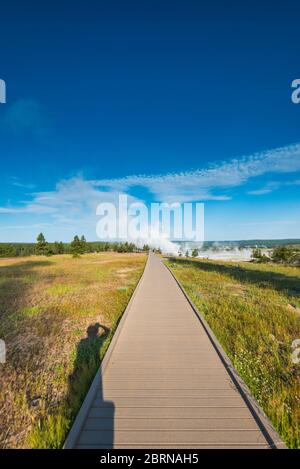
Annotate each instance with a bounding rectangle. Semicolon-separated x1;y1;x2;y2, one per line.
0;0;300;242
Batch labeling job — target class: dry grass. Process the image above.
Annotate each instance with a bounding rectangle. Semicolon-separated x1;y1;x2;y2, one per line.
0;252;146;448
167;257;300;449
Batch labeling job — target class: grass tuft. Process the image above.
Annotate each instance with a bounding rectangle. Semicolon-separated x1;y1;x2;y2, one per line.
22;305;44;317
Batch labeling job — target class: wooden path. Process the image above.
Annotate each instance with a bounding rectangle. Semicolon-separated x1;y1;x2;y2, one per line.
64;253;285;449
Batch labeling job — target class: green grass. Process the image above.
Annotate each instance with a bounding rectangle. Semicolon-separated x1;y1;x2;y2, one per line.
22;305;44;317
166;257;300;448
0;253;146;448
46;283;79;295
28;326;114;448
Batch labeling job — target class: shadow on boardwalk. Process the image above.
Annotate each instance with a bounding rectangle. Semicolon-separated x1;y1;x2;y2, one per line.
67;323;115;448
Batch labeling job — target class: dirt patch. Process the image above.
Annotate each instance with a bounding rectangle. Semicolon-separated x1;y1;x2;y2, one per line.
224;282;247;298
116;267;136;278
116;268;135;274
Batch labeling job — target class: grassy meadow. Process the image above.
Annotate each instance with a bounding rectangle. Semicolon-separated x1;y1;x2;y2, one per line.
0;252;146;448
166;257;300;448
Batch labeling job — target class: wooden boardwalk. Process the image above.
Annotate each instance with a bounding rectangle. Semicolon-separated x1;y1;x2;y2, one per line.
64;253;285;449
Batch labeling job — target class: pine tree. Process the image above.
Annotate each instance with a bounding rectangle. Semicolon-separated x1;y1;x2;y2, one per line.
80;235;87;254
36;233;48;255
53;241;64;255
192;248;199;258
70;235;82;257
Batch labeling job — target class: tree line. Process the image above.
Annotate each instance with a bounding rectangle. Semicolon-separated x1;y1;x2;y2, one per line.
0;234;150;258
251;246;300;266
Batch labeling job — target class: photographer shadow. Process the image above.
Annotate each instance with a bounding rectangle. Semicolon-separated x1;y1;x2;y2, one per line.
66;323;115;448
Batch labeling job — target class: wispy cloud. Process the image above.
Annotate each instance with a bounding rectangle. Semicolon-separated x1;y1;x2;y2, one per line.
247;181;281;196
11;180;36;190
0;204;57;214
247;177;300;196
93;142;300;202
237;220;300;227
0;178;137;219
0;222;52;231
0;143;300;232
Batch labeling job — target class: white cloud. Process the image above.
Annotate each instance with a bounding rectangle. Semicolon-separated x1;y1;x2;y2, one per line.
247;181;281;196
12;181;36;189
237;220;300;227
247;188;273;195
1;142;299;216
0;204;57;214
93;142;300;202
1;142;300;246
247;176;300;196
